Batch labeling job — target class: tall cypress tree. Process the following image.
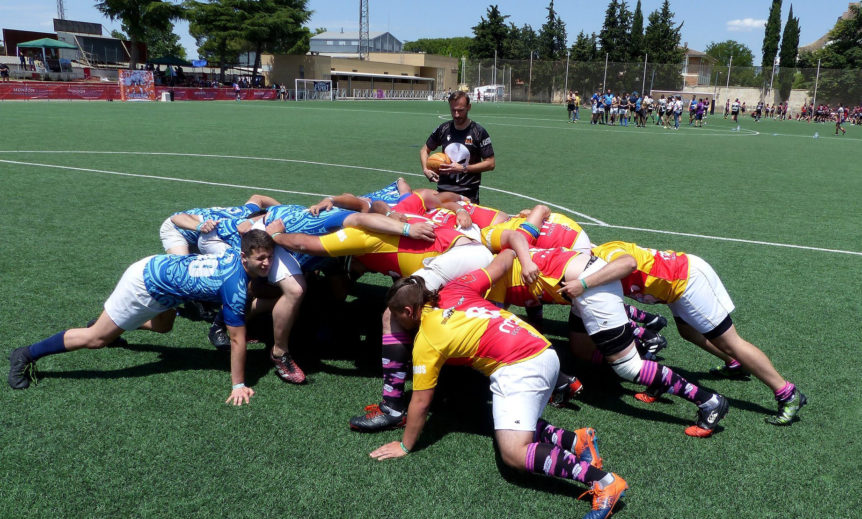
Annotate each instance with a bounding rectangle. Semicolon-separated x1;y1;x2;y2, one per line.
537;0;567;60
761;0;783;72
469;5;510;59
629;0;645;61
776;4;800;102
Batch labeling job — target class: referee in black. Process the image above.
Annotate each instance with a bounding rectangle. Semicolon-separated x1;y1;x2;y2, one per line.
420;91;495;203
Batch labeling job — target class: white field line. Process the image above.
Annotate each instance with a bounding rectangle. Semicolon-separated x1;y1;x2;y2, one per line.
0;151;606;225
1;152;859;257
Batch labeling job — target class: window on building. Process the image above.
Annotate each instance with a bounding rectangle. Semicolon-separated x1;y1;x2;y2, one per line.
326;40;334;45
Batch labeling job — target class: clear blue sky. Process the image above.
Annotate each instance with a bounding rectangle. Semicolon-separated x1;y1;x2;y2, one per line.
1;0;852;63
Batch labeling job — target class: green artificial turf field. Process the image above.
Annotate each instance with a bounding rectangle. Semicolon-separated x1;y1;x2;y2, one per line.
1;99;860;518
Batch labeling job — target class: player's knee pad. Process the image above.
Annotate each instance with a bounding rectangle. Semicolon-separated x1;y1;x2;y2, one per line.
589;323;635;356
609;347;643;382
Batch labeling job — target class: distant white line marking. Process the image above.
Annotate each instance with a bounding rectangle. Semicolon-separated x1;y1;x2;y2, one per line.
1;151;858;256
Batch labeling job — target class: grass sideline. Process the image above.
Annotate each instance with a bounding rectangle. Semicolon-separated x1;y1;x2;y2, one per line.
1;100;860;518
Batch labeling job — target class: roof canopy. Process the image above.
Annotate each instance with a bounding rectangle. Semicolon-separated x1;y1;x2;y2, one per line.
149;55;193;67
18;38;78;49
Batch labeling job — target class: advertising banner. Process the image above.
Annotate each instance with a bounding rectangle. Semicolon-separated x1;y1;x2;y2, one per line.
119;70;156;101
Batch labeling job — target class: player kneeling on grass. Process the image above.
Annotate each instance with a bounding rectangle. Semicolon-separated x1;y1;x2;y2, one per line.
369;251;628;519
8;230;275;406
591;241;806;425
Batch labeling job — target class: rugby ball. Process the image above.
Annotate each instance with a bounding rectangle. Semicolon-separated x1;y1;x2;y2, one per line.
426;152;452;172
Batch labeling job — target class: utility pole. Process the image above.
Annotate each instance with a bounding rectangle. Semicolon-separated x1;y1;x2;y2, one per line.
358;0;369;60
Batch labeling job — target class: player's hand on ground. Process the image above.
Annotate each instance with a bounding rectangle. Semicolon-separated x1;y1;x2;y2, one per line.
226;385;255;406
557;279;585;299
409;221;436;242
199;219;218;233
520;259;540;285
308;199;333;216
456;210;473;229
423;168;439;182
370;441;408;460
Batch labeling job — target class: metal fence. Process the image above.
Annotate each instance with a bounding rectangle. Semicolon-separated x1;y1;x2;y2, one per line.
459;57;862;106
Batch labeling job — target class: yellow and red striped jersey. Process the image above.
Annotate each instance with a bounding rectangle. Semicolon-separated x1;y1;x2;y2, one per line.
486;248;583;307
318;226;467;277
412;268;551;391
481;213;585;252
592;241;690;304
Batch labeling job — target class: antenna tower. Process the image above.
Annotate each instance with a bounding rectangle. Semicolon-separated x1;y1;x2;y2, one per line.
57;0;66;19
358;0;369;60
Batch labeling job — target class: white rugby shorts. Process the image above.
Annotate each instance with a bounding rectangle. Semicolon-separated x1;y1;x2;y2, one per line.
490;348;558;431
669;254;735;334
414;242;493;290
104;256;172;330
569;257;630;335
159;216;201;253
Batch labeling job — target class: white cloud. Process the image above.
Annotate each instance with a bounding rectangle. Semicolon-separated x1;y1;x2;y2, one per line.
726;18;767;32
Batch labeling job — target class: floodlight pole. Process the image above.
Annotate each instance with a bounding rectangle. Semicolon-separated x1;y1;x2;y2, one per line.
641;53;647;95
812;58;821;108
493;49;497;87
725;54;732;91
564;50;570;93
461;56;466;87
602;52;608;92
768;56;777;101
528;51;533;103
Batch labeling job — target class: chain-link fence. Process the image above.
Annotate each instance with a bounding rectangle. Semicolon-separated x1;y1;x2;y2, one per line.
459;57;862;107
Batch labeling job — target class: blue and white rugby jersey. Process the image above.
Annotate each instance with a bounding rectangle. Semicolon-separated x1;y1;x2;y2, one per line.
143;251;249;327
173;202;262;245
264;205;352;236
360;180;401;206
213;217;248;251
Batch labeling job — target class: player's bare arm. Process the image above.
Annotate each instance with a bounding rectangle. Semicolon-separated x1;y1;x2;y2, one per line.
420;144;439;182
557;254;637;299
225;324;255;406
343;213;436;242
370;388;435;460
171;212;216;233
246;194;281;208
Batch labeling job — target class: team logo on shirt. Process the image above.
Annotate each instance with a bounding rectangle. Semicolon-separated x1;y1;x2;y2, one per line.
465;136;473;145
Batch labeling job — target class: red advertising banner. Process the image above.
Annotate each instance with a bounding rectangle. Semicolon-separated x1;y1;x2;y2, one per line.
0;82;278;101
119;70;156;102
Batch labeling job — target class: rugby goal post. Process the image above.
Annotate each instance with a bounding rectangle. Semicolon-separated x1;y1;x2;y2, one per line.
295;79;334;101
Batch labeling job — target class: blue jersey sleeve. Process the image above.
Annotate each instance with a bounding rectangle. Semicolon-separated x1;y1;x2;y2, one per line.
219;262;249;327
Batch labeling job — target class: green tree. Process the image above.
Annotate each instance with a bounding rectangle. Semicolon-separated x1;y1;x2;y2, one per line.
599;0;632;62
643;0;684;64
761;0;782;72
96;0;186;68
469;5;509;59
704;40;754;67
797;3;862;104
186;0;244;83
643;0;684;90
629;0;645;61
537;0;567;60
502;23;537;60
403;37;472;57
570;31;599;62
112;22;187;60
569;31;602;96
776;4;800;103
238;0;312;84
